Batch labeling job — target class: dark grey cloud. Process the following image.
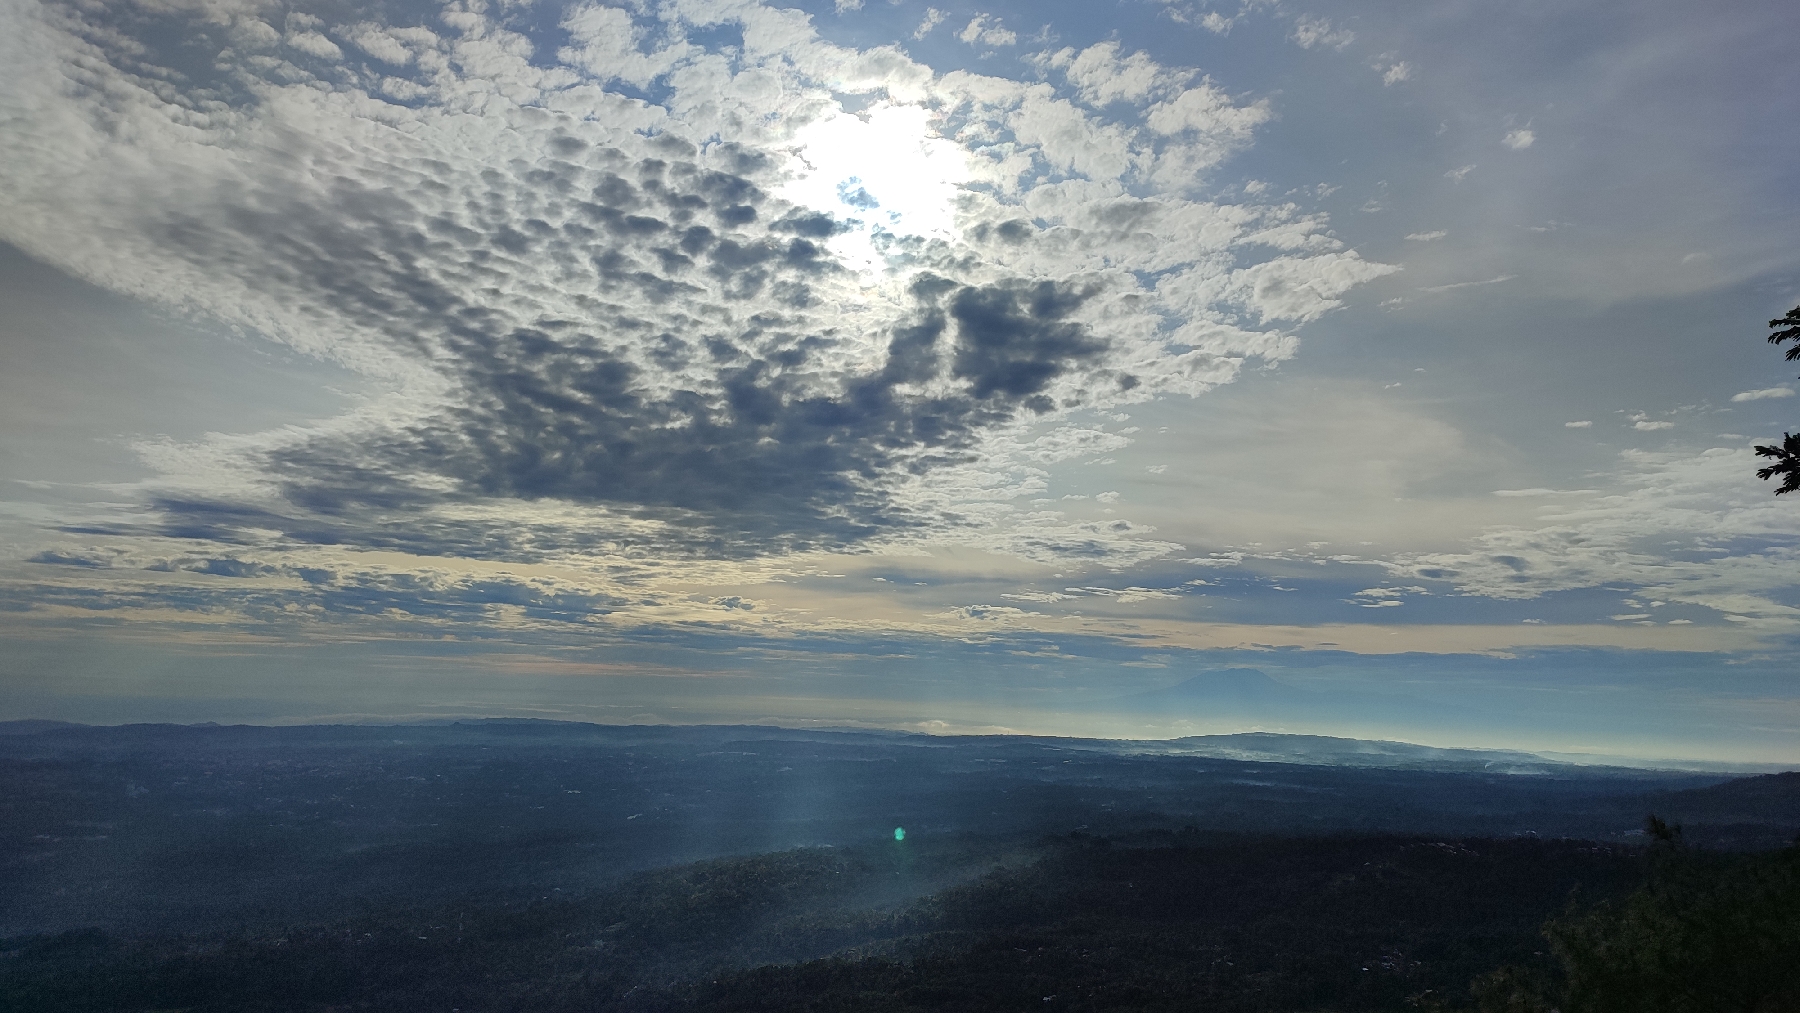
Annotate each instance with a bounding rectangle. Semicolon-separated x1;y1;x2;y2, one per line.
949;280;1111;409
239;273;1111;557
17;553;633;626
106;133;1124;557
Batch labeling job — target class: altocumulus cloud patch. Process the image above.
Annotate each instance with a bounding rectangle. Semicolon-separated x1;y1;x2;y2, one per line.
0;0;1394;568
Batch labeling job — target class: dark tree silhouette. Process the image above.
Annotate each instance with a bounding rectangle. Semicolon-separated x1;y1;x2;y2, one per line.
1754;306;1800;494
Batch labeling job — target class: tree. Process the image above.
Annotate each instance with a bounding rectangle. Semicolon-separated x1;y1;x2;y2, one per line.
1754;306;1800;494
1541;820;1800;1013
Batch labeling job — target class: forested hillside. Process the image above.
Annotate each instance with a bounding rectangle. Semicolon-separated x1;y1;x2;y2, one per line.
7;831;1793;1012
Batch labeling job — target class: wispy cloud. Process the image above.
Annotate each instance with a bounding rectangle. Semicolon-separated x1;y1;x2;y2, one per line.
1491;488;1597;497
1390;446;1800;629
1292;16;1353;50
1420;275;1514;293
1377;58;1414;85
1732;387;1794;402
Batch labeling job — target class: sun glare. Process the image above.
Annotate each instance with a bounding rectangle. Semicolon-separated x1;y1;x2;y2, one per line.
777;103;971;277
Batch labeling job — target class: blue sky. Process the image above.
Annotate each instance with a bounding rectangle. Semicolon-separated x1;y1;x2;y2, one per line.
1;0;1797;763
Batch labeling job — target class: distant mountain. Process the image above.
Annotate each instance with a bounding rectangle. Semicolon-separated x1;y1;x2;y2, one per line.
0;720;84;736
1119;731;1563;773
1121;731;1798;779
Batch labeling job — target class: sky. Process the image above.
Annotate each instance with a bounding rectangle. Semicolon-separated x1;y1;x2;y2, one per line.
1;0;1798;764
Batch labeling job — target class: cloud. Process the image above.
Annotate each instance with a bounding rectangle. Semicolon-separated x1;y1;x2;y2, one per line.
1633;420;1675;431
1444;165;1477;182
1002;583;1184;604
1503;129;1535;149
1405;231;1447;241
1388;447;1800;628
1565;421;1593;428
914;8;946;39
284;29;344;62
1292;17;1353;50
1377;58;1413;85
0;0;1396;623
1732;387;1795;402
1491;488;1597;497
344;24;416;65
1037;40;1176;108
12;538;652;630
1421;275;1514;293
1000;589;1077;603
28;551;110;568
958;15;1017;47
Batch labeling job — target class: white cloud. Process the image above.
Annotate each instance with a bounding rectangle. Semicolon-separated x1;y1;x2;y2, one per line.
1732;387;1795;402
1405;230;1447;241
1503;128;1535;149
1014;428;1134;464
344;24;417;65
1170;251;1399;324
1633;420;1675;431
1444;164;1476;182
1390;447;1800;629
1420;275;1514;293
1565;421;1593;428
1144;81;1272;137
1199;12;1233;34
913;7;946;38
1378;59;1413;85
1047;40;1176;107
1491;488;1597;497
285;29;344;61
834;0;864;11
1292;16;1353;50
958;15;1017;47
1000;589;1077;603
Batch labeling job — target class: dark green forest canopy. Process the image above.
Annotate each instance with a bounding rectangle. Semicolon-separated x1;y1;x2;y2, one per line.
1755;305;1800;493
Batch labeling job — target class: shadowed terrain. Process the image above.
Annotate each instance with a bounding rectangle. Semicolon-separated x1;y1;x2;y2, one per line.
2;721;1793;937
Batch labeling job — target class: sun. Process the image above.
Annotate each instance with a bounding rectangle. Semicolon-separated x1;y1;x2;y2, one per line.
776;102;972;277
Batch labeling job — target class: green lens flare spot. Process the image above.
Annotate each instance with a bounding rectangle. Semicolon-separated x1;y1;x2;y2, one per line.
893;826;905;841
